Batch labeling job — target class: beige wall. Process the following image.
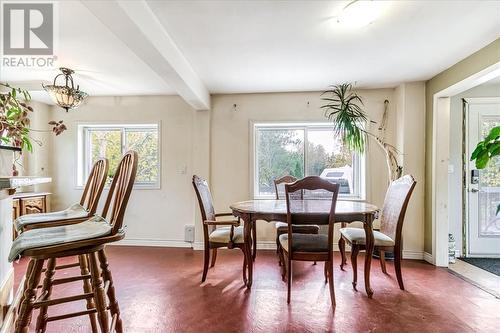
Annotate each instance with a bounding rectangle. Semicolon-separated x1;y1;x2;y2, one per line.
25;87;427;257
47;96;198;246
25;101;53;194
394;82;426;257
210;89;404;247
425;38;500;254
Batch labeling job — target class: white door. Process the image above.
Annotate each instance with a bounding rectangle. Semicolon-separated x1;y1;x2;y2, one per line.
466;98;500;257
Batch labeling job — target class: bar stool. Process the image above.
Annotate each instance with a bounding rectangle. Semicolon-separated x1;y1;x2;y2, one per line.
10;151;137;333
15;158;109;233
13;158;108;332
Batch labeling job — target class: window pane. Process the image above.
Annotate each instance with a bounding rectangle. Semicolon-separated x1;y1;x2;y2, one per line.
307;129;354;195
88;129;122;182
125;129;159;184
256;128;304;197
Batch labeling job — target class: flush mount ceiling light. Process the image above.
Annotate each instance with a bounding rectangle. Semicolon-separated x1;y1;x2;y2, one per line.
43;67;88;112
336;0;388;29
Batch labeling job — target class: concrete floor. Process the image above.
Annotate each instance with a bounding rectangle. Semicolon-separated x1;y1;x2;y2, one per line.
12;246;500;332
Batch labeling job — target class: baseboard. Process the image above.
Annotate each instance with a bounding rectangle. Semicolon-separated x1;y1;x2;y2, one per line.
192;241;285;251
424;252;434;264
112;238;192;248
402;251;424;260
193;241;423;260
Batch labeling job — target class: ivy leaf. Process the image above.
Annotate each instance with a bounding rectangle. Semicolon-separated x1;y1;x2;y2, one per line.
470;142;485;161
475;150;490;169
489;144;500;157
485;126;500;142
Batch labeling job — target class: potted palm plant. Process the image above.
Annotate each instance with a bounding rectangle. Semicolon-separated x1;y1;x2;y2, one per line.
321;83;402;181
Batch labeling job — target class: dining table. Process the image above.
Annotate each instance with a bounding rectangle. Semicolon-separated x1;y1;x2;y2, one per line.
230;199;379;298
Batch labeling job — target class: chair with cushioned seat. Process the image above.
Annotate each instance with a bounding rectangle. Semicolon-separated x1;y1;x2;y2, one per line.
274;175;320;266
11;151;137;333
339;175;416;291
193;175;249;284
280;176;340;309
15;158;109;233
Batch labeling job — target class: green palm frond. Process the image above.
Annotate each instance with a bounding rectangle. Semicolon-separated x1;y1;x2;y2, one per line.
321;83;367;153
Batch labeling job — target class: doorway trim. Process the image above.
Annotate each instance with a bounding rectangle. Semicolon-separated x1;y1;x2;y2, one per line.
431;61;500;267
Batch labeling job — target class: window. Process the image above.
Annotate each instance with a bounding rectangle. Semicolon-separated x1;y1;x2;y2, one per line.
78;123;160;188
253;123;364;199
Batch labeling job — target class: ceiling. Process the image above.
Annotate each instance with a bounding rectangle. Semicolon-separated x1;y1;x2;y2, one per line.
1;0;499;102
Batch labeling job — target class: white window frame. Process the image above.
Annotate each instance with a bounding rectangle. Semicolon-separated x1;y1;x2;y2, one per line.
77;122;161;190
251;122;366;200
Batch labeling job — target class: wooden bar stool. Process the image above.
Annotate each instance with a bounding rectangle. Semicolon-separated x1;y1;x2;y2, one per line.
13;158;108;332
15;158;109;232
10;151;137;333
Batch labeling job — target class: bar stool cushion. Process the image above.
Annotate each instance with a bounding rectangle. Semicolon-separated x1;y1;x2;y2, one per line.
9;215;111;262
279;233;329;253
340;227;395;247
14;203;89;232
275;222;320;234
209;226;244;244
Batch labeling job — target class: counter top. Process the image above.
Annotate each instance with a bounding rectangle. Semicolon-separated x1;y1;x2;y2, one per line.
0;177;52;191
12;191;51;199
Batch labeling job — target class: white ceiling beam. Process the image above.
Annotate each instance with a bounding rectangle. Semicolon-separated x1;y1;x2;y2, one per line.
81;0;210;110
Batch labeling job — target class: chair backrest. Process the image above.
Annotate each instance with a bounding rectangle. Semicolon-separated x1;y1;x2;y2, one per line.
274;175;299;200
101;151;138;234
192;175;216;238
80;158;109;215
379;175;417;245
285;176;340;254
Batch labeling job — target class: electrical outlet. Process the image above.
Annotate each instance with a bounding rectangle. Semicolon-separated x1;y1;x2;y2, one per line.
184;225;195;243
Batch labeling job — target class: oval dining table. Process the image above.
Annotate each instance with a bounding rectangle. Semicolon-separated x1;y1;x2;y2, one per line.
230;199;379;298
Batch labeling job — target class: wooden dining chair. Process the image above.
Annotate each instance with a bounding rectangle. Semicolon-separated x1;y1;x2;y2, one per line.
339;175;416;290
10;151;138;333
274;175;320;266
280;176;340;308
192;175;249;284
15;158;109;232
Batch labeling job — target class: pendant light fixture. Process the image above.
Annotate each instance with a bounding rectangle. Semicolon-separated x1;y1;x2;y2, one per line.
43;67;88;112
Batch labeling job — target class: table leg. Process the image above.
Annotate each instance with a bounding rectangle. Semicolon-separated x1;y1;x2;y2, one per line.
243;214;254;288
252;221;257;261
363;213;374;298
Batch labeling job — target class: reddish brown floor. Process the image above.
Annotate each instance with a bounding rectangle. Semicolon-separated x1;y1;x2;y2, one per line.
12;246;499;333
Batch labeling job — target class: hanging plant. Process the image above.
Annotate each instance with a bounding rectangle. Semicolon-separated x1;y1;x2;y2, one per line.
0;83;66;152
321;83;402;181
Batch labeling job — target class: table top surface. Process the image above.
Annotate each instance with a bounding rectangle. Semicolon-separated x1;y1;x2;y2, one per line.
230;199;378;215
0;176;52;190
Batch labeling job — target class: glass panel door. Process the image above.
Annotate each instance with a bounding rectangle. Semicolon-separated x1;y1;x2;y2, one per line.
467;100;500;256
